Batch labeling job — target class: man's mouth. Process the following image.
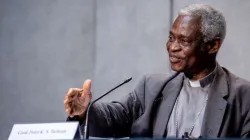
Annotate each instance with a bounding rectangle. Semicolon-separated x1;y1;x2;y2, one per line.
169;56;181;63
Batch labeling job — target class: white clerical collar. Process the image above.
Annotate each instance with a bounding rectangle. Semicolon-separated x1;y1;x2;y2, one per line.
188;80;201;87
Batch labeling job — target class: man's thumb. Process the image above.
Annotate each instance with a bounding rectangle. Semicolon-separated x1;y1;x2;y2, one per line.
83;79;91;92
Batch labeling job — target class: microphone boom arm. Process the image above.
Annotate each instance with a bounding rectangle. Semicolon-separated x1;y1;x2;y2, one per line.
83;77;132;139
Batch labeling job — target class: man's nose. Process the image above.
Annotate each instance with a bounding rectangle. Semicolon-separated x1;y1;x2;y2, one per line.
169;41;181;52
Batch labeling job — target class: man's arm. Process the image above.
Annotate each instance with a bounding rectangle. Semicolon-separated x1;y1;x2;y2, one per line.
66;76;146;138
241;110;250;137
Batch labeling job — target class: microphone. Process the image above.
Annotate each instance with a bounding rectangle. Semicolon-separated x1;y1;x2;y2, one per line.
83;77;132;139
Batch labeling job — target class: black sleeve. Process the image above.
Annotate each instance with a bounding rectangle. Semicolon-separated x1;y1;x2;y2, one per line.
67;76;146;138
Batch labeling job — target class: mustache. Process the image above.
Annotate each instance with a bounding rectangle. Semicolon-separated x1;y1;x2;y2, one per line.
169;53;185;59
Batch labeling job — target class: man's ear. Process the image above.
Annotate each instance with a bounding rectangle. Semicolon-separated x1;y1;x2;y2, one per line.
207;37;221;54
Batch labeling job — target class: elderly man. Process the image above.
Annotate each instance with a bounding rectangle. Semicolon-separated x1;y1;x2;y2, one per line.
64;4;250;138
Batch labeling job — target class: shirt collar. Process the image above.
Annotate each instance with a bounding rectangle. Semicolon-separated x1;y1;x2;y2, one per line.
184;63;218;88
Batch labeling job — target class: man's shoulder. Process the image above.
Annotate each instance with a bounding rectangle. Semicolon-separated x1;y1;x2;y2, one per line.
143;72;177;83
222;67;250;107
144;73;172;82
141;72;180;90
223;67;250;90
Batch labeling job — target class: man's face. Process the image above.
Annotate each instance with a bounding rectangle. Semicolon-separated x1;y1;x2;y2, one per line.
167;15;204;72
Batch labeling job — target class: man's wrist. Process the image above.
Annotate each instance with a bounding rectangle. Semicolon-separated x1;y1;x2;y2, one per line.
66;112;86;125
79;112;86;122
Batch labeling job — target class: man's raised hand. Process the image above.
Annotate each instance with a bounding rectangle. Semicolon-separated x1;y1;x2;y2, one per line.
64;80;92;118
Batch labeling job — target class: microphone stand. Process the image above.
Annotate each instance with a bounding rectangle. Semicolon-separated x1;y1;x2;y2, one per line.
83;77;132;139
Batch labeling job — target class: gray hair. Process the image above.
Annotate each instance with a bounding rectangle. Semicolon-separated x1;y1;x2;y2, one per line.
179;4;226;43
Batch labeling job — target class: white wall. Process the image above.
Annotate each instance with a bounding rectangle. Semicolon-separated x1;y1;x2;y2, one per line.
0;0;95;139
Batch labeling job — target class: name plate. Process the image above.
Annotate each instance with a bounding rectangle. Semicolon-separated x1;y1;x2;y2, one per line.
8;122;81;140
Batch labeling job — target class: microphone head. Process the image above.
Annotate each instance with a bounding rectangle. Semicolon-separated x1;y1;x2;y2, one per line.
124;77;132;83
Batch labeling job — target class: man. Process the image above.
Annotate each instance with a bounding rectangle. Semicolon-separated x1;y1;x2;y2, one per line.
64;4;250;138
